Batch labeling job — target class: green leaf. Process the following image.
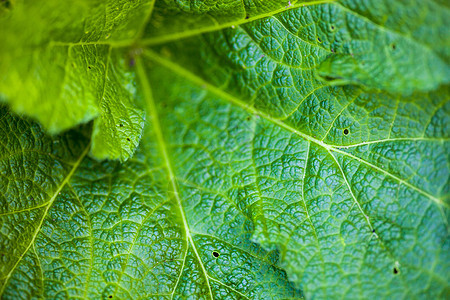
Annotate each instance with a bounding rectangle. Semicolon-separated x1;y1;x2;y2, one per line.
1;0;449;299
89;49;146;161
144;0;328;43
317;0;450;94
0;0;150;161
140;57;449;298
0;104;302;299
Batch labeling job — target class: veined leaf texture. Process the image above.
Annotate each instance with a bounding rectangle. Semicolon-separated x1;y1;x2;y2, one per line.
0;0;449;299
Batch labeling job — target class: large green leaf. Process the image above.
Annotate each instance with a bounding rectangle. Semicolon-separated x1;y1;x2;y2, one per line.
0;0;449;299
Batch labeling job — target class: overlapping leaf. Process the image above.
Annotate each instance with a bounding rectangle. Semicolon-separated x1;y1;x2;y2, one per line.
0;0;150;161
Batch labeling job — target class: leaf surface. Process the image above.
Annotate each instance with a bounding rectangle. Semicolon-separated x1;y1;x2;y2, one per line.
0;0;449;299
318;0;450;94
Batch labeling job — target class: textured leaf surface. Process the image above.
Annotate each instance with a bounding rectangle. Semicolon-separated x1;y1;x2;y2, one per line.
0;104;302;299
141;58;449;298
1;0;449;299
318;0;450;94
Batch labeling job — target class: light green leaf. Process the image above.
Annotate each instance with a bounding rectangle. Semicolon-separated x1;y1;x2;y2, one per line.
0;0;449;299
90;49;146;161
0;0;150;161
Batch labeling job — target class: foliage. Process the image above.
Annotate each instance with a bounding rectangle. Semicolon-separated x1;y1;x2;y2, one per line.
0;0;449;299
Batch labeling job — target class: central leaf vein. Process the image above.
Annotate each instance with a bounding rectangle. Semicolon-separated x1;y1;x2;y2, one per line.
136;58;214;299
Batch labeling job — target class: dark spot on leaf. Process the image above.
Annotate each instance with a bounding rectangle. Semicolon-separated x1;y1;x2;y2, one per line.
330;25;335;31
212;251;220;258
119;124;124;127
246;116;251;121
108;296;113;299
321;75;337;81
391;44;396;50
343;128;349;135
126;138;131;142
245;14;250;19
88;66;91;70
372;229;375;233
317;37;322;43
393;267;399;274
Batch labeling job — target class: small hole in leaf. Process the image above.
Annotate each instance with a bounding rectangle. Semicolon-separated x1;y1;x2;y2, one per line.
393;267;399;274
212;251;220;258
343;128;349;135
317;37;322;43
126;138;131;142
108;296;113;299
321;75;336;81
330;25;335;31
88;66;91;70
